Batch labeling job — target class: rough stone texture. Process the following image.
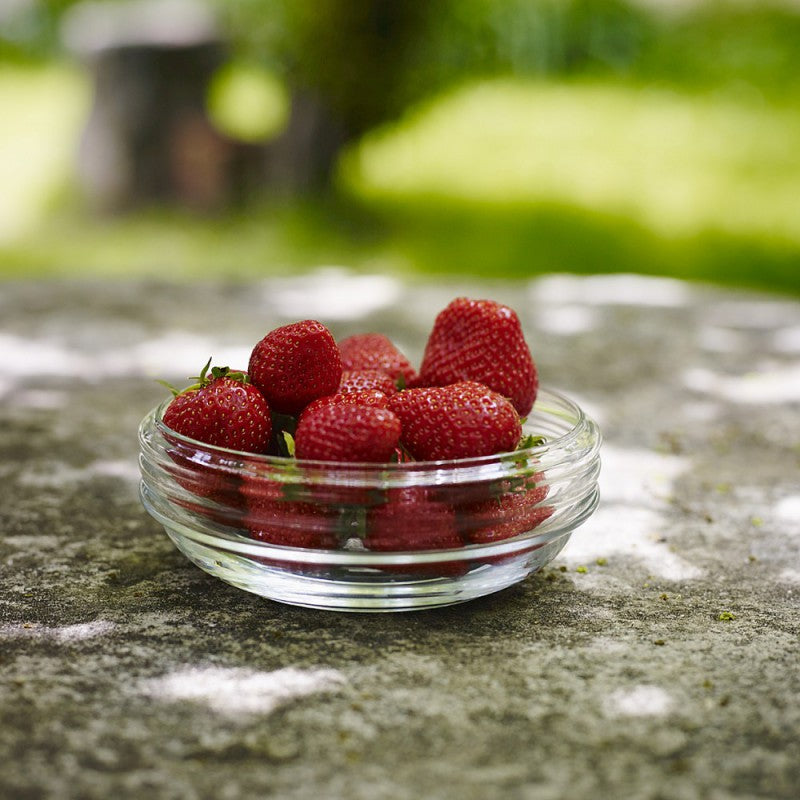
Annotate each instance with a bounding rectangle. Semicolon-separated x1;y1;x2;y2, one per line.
1;272;798;800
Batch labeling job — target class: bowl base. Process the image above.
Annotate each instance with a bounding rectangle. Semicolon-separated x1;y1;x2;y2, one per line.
163;528;569;612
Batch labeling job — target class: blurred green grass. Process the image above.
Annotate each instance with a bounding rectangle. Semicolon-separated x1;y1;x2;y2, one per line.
0;62;89;242
1;11;799;296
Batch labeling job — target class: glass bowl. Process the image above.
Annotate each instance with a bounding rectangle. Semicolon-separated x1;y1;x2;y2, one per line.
138;388;601;612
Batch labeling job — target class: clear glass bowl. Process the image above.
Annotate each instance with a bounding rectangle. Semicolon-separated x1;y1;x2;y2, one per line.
138;388;601;612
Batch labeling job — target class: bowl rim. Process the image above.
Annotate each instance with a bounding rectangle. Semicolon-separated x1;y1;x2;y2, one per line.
142;386;598;473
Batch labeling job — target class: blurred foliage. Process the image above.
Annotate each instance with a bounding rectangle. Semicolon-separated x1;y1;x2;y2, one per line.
218;0;652;130
341;79;800;242
636;3;800;98
205;61;288;142
5;1;800;109
1;0;799;294
8;1;798;94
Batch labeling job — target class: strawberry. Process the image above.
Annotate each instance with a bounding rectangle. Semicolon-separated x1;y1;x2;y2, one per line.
162;436;242;506
418;297;538;416
247;501;339;549
338;333;418;387
242;476;339;549
294;404;401;463
460;475;552;544
364;488;462;552
160;362;270;516
339;369;398;396
248;320;342;415
388;381;521;461
162;361;272;453
297;389;389;424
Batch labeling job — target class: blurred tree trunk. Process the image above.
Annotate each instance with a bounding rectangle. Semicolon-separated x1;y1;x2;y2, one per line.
65;0;434;208
260;0;433;192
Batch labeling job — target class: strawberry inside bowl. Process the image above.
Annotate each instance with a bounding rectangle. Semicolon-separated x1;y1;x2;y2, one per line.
138;387;601;612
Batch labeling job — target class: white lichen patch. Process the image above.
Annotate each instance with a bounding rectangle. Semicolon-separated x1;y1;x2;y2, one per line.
19;459;140;488
696;326;748;354
536;304;599;336
683;363;800;404
140;665;346;716
0;620;116;642
778;568;800;585
0;334;96;378
774;495;800;524
706;299;800;331
0;330;250;384
595;444;688;507
773;325;800;354
264;267;402;321
565;506;702;582
604;685;674;718
562;444;701;581
530;273;692;308
6;388;69;409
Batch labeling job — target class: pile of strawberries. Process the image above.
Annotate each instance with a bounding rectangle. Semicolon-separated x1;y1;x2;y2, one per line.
161;297;551;551
163;297;538;464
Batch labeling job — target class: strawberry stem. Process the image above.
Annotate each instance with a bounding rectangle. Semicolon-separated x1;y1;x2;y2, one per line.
166;359;250;397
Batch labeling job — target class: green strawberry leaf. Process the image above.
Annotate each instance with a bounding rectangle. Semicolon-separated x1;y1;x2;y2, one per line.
281;431;296;458
156;378;181;397
209;365;249;384
191;356;214;384
517;433;546;450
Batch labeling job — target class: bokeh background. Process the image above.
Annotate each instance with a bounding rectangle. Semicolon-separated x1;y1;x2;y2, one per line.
1;0;799;294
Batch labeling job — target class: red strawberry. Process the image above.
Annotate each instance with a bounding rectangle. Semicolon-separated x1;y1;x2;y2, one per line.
460;475;553;544
365;488;462;552
247;502;338;549
248;320;342;415
242;477;338;549
294;404;401;463
160;363;270;516
162;436;242;506
338;333;418;387
162;361;272;453
418;298;538;416
298;389;389;424
388;381;521;461
339;369;398;396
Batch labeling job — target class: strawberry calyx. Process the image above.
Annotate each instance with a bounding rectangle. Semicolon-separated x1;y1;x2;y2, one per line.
517;432;546;450
159;357;250;397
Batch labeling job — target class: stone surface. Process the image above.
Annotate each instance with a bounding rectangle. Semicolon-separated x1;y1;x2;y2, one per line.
1;272;799;799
